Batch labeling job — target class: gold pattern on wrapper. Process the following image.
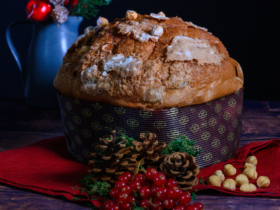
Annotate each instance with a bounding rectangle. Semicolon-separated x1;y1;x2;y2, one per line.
82;129;91;138
221;146;229;155
104;126;112;131
115;107;126;115
73;116;81;124
75;136;82;144
67;122;74;130
167;130;180;139
228;132;234;141
76;155;83;162
214;160;221;165
92;103;102;110
206;101;212;105
103;114;114;123
116;127;126;136
61;108;66;117
201;122;207;128
190;124;199;133
218;125;226;134
233;119;238;128
238;106;242;115
71;141;76;149
212;138;220;148
167;107;179;118
83;149;90;158
198;110;207;119
82;108;92;117
209;117;217;127
223;111;231;121
215;104;221;113
140;110;153;119
201;131;210;141
65;102;72;111
203;153;213;162
179;116;189;125
154;121;167;130
127;119;139;128
74;99;80;104
92;122;102;130
228;98;236;107
220;97;225;101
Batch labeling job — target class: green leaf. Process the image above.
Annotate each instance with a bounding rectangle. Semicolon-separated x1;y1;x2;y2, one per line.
199;176;206;185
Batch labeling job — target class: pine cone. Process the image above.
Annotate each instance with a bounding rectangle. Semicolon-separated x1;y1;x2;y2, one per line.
160;152;200;191
49;0;62;5
132;133;167;169
52;5;69;24
88;130;138;183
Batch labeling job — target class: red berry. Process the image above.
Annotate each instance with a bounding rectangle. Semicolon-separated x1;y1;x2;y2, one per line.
120;202;133;210
151;200;164;210
194;202;204;210
120;185;132;194
144;168;158;180
152;185;160;197
139;186;151;198
115;181;126;189
166;178;177;188
133;173;146;184
128;195;137;204
179;192;191;204
153;173;166;186
26;0;52;22
156;187;168;200
163;199;175;209
123;172;133;181
63;0;70;6
168;186;182;200
185;205;199;210
103;200;114;210
140;198;151;210
110;188;120;199
118;192;129;203
173;205;185;210
119;174;130;183
143;182;152;188
109;204;120;210
130;181;142;192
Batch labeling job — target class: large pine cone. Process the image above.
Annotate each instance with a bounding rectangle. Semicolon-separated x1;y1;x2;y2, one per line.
160;152;199;191
88;130;138;183
132;133;167;169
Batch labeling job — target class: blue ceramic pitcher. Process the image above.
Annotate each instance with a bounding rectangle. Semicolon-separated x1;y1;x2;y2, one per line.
6;16;83;108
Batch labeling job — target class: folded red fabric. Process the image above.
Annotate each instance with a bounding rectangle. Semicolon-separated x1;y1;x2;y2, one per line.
0;136;279;209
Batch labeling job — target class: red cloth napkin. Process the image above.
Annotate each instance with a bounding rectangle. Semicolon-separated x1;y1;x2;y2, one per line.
0;136;279;209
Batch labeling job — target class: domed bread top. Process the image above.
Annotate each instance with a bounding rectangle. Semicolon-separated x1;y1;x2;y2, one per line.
53;11;244;110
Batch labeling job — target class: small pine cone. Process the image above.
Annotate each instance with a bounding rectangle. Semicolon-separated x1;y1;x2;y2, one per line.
52;5;69;24
160;152;200;191
132;132;167;169
49;0;62;5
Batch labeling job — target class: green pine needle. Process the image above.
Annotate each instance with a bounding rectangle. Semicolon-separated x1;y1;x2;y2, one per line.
70;0;113;19
199;176;206;185
161;135;202;158
191;191;197;201
81;174;111;198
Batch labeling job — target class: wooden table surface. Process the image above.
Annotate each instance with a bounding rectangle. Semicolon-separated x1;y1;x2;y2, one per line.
1;99;280;210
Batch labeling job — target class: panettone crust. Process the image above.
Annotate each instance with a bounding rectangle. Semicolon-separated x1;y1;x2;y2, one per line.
54;13;244;109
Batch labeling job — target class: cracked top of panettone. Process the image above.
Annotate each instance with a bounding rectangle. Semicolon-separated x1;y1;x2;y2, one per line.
53;12;244;110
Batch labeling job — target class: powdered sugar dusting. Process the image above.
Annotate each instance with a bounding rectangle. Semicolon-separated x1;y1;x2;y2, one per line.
186;22;208;32
103;54;142;77
150;13;169;20
166;36;223;65
81;65;98;83
117;21;160;42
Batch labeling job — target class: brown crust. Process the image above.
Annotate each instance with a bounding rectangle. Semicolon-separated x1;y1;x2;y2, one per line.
54;14;244;110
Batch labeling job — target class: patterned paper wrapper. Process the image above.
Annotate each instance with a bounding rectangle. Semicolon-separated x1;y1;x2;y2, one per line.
58;89;243;169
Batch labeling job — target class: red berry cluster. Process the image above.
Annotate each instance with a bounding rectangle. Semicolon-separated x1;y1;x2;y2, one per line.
103;168;204;210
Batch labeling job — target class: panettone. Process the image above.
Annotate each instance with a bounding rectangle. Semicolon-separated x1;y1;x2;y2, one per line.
54;11;244;110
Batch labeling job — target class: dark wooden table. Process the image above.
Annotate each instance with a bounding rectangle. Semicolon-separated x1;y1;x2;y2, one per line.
1;99;280;210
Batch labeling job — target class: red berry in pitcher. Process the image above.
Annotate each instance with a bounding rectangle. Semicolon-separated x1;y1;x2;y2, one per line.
133;173;146;184
140;198;151;210
120;202;133;210
151;200;164;210
152;185;160;197
119;174;130;183
128;195;137;204
173;205;185;210
130;180;142;192
168;186;181;200
156;187;168;200
109;204;120;210
179;192;191;204
120;185;131;194
153;173;166;186
26;0;52;22
110;188;119;199
194;202;204;210
163;199;175;209
166;178;177;188
103;200;114;210
123;172;133;181
144;168;158;180
115;181;126;189
118;192;129;203
139;186;151;198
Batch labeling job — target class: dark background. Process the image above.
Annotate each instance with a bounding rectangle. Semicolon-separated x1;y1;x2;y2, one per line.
0;0;279;101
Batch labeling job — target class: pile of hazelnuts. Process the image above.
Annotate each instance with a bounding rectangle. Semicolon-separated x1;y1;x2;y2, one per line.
207;155;270;192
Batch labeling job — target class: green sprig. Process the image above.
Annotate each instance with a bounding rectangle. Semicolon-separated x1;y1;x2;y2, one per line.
199;176;206;185
81;174;111;198
161;135;202;158
70;0;113;19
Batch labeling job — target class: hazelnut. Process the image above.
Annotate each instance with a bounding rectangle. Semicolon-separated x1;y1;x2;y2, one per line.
235;174;249;187
207;175;221;187
78;46;90;56
223;179;236;191
257;176;270;188
243;168;258;180
214;170;225;183
246;156;257;166
244;163;256;170
97;17;109;28
223;164;237;176
84;26;94;34
126;10;138;20
151;26;163;37
240;183;257;192
158;11;166;16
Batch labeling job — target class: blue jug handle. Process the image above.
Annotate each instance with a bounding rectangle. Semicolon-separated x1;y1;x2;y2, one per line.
6;20;34;84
